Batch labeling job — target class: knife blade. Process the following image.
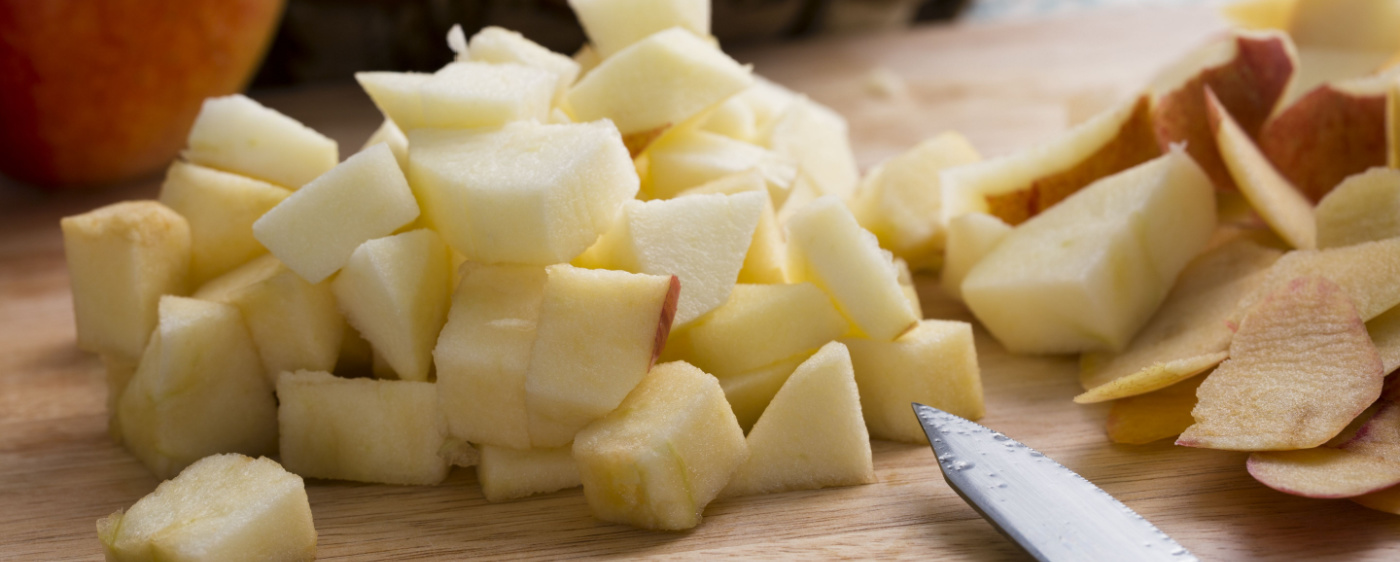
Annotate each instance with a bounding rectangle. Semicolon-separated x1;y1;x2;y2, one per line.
912;403;1197;562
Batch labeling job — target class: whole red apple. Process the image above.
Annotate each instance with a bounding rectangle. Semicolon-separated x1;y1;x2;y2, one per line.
0;0;285;189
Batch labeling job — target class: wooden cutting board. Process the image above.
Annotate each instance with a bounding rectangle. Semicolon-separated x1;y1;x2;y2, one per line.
4;5;1399;559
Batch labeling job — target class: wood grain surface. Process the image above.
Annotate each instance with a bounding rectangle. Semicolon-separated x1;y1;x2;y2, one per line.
4;5;1399;560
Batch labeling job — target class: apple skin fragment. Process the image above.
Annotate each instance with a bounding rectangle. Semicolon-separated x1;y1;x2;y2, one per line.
1248;401;1400;498
1178;275;1385;451
1105;373;1207;445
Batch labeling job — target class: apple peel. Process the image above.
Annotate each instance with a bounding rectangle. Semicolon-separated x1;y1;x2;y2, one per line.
1248;401;1400;497
1207;87;1316;250
1368;306;1400;376
1178;275;1385;451
1105;373;1206;445
1314;166;1400;249
1079;237;1281;393
1233;236;1400;324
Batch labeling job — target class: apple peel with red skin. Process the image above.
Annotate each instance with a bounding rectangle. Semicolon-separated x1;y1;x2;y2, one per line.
1233;236;1400;325
1248;401;1400;498
1105;373;1207;445
1178;275;1385;451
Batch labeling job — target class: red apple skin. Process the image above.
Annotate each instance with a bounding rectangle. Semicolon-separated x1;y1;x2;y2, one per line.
1152;34;1295;191
1259;84;1389;203
0;0;286;189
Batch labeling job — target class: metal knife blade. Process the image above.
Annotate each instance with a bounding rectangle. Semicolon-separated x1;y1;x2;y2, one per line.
913;403;1197;562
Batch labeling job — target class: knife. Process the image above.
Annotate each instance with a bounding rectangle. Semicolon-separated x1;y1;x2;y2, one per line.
912;403;1198;562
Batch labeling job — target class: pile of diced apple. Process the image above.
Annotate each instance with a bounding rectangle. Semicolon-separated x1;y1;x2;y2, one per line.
64;0;990;540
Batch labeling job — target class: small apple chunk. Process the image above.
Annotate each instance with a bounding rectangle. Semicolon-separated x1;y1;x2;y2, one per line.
842;320;984;443
434;264;547;450
253;144;419;284
1148;30;1296;191
1077;238;1281;397
766;96;861;200
1207;88;1317;250
573;361;747;530
1258;72;1393;202
277;370;449;485
119;297;277;479
1179;276;1385;451
1105;374;1206;445
569;0;709;58
362;119;408;170
331;229;451;382
1315;167;1400;249
940;95;1159;227
723;342;875;497
1235;236;1400;323
159;161;291;286
644;129;796;200
194;255;345;383
354;72;430;131
61;201;190;361
566;28;750;137
476;445;581;503
962;148;1216;354
939;212;1011;303
719;352;813;433
183;94;338;190
407;121;637;265
680;283;847;378
422;62;556;129
467;26;581;104
525;266;680;448
677;170;790;284
97;454;315;562
849;132;982;270
787;195;920;341
1247;401;1400;497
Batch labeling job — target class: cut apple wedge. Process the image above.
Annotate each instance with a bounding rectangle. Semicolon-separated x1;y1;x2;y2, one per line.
1258;71;1395;202
97;454;315;562
158;161;290;286
573;361;747;531
842;320;984;443
331;229;452;383
962;148;1216;354
1247;401;1400;498
677;170;789;285
940;95;1159;227
476;445;581;503
644;129;796;200
679;282;847;379
569;0;710;58
849;131;982;270
766;96;861;200
1315;167;1400;249
61;201;190;362
525;266;680;448
723;342;875;497
183;94;338;190
1148;30;1296;191
362;119;408;170
253;143;420;284
1179;276;1385;451
786;195;920;341
719;352;813;433
1207;88;1316;250
1077;237;1282;395
939;212;1011;303
1105;373;1206;445
357;63;555;131
1234;236;1400;323
466;26;581;105
435;264;546;450
277;370;450;485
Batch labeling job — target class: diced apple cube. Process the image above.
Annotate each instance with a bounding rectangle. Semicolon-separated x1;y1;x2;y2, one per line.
331;229;451;382
583;192;764;326
61;201;191;361
253;143;420;284
566;28;751;137
97;454;315;562
158;161;291;286
699;95;759;142
786;195;920;341
849;132;982;270
421;62;555;129
720;352;813;433
645;129;796;199
119;297;277;479
677;170;790;284
682;283;847;378
362;120;409;170
183;94;338;190
434;264;547;449
194;255;345;383
766;96;860;200
526;265;679;448
407;121;638;265
355;72;431;131
569;0;710;58
939;212;1012;303
962;148;1217;354
573;361;747;530
277;370;449;485
476;445;581;502
468;26;581;104
842;320;984;443
724;342;875;496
